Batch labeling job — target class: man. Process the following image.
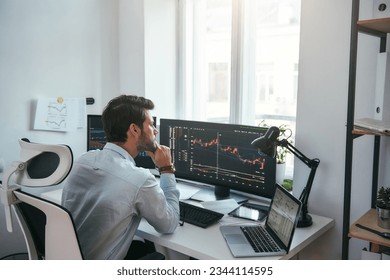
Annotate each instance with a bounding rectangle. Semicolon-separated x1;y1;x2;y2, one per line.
62;95;180;260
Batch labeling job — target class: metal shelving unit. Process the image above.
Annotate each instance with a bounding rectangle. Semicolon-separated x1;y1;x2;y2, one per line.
342;0;390;259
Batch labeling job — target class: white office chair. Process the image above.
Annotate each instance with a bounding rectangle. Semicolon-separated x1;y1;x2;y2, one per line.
1;138;165;260
0;138;83;259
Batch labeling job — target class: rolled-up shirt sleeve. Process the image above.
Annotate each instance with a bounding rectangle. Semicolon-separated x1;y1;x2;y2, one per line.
135;173;180;234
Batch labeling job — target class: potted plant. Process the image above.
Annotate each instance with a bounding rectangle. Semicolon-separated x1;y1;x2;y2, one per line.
376;186;390;229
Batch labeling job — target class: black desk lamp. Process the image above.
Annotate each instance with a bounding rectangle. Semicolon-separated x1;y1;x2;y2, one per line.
251;126;320;227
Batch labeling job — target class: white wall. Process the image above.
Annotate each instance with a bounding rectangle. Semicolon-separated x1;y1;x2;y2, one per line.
144;0;178;120
0;0;119;258
118;0;178;120
294;0;350;259
119;0;145;96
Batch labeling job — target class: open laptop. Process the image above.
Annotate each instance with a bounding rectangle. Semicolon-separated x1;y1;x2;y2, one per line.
220;184;302;257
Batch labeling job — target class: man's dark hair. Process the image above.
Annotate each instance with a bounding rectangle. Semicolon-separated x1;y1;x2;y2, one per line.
102;95;154;142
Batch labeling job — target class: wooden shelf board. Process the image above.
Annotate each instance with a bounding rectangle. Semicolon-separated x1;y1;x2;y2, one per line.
352;128;389;136
358;17;390;34
349;209;390;247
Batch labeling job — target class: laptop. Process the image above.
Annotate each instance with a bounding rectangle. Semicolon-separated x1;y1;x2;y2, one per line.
220;184;302;257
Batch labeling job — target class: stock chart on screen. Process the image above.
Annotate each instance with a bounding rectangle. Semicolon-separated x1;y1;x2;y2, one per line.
160;119;276;199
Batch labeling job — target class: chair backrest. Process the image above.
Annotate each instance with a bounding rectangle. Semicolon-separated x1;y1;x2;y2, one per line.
13;189;84;260
2;139;165;260
0;138;81;259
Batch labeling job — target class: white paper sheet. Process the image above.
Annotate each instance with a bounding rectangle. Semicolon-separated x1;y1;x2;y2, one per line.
200;199;239;214
33;97;86;132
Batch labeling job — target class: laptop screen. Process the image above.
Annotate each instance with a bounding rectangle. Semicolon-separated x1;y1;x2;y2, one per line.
266;186;301;247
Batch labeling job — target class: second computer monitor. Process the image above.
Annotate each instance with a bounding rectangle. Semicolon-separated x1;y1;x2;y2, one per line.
159;119;277;200
87;114;156;169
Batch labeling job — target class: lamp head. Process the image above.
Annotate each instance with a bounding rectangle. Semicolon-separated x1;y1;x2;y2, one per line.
251;126;280;158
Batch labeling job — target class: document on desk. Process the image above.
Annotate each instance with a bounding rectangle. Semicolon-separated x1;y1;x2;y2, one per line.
200;199;239;215
177;181;201;200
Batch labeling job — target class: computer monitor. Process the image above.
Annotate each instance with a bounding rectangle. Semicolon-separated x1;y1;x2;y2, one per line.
87;115;156;169
159;119;277;201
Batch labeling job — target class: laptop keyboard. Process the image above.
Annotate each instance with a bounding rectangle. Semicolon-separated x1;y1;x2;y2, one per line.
241;225;282;253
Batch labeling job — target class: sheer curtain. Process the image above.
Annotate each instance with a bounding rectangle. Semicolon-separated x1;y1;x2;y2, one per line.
177;0;301;177
178;0;300;126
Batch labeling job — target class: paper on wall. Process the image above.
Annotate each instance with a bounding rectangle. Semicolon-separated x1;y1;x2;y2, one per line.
33;97;86;132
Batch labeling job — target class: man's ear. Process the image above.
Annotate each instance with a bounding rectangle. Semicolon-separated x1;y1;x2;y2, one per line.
129;123;141;136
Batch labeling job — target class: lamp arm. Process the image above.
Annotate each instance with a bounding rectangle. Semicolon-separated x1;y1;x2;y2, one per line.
278;139;320;226
279;139;313;167
279;139;320;199
299;161;320;206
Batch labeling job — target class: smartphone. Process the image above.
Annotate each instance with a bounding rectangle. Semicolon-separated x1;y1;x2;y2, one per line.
229;202;269;222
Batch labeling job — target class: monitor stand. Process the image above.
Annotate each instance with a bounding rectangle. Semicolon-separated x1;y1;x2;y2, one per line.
190;185;248;204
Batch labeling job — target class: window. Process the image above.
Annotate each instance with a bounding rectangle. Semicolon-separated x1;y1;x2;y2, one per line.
178;0;300;177
178;0;300;128
178;0;232;123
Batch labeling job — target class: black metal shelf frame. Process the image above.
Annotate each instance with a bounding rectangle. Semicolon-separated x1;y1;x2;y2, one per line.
342;0;388;259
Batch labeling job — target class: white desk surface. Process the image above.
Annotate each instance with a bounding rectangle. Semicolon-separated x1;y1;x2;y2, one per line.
41;181;334;260
137;213;334;260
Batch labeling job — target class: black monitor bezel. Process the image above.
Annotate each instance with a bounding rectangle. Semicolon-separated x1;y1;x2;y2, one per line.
159;118;277;199
87;114;106;151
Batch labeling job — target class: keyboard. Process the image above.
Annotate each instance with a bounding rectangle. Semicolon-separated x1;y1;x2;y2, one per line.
241;225;281;253
179;201;224;228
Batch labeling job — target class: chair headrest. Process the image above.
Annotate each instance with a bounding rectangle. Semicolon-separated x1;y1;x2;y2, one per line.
14;138;73;187
0;138;74;232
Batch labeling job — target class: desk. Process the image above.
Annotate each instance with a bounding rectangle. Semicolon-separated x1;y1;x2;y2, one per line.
137;213;334;260
41;182;334;260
